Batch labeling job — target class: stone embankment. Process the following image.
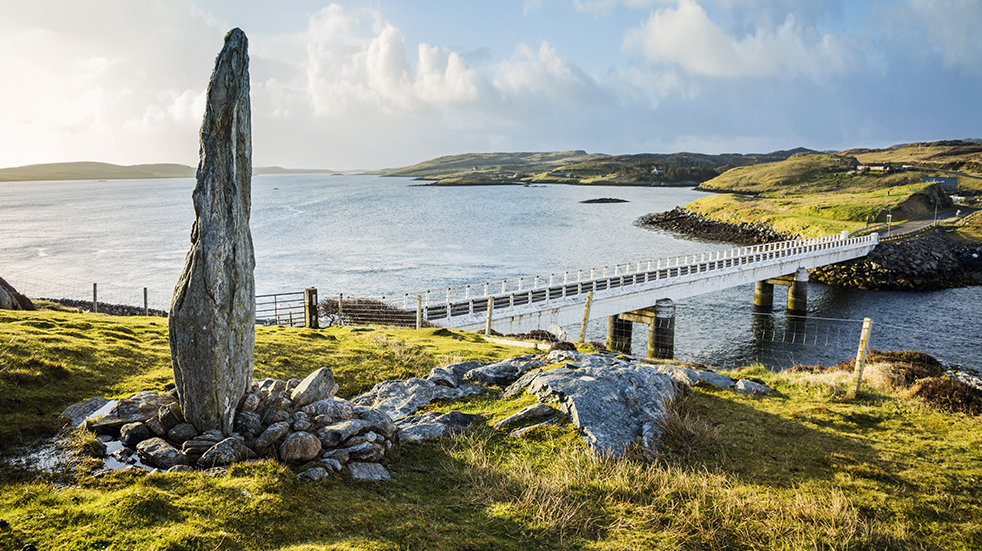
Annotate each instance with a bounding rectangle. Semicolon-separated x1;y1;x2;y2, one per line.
635;207;794;245
811;231;981;291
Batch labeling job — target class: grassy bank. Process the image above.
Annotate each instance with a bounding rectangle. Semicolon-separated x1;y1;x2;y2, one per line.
2;310;981;550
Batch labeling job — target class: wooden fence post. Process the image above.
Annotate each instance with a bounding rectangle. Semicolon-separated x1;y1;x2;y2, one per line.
338;293;344;326
304;287;319;329
416;295;422;330
92;283;98;313
485;296;494;336
850;318;873;397
144;287;149;317
578;291;594;343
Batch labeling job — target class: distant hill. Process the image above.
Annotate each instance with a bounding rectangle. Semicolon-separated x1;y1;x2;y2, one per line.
0;162;196;182
373;150;602;179
0;162;337;182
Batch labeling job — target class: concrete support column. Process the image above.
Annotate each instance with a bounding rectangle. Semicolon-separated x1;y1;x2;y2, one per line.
649;299;676;359
754;281;774;309
788;268;809;313
606;316;632;354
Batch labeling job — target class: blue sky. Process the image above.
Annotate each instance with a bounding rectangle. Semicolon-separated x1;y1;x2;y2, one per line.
1;0;980;170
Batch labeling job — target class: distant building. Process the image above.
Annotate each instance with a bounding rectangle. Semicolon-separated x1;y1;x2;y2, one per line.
923;176;959;192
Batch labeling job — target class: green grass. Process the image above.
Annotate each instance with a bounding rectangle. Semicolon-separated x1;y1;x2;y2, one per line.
2;310;982;550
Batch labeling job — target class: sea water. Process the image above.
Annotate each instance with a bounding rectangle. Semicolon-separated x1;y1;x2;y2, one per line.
1;174;979;370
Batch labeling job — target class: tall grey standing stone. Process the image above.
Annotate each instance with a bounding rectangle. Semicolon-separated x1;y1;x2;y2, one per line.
169;28;255;436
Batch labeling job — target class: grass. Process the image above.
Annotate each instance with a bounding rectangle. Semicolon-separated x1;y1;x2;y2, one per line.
2;310;982;549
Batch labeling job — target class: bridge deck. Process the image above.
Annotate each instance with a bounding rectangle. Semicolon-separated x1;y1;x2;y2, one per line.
383;232;878;334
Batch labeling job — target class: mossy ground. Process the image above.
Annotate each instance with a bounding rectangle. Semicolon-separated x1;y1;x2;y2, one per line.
2;310;982;550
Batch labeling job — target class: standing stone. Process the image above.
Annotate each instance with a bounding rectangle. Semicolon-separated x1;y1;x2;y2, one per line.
169;28;254;435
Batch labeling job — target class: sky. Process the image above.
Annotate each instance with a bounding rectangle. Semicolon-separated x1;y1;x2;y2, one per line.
1;0;980;171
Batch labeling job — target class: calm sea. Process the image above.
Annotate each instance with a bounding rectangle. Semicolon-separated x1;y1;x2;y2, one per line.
2;174;979;370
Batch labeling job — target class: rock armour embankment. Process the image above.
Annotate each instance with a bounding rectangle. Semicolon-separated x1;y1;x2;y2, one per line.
635;207;794;245
811;231;981;291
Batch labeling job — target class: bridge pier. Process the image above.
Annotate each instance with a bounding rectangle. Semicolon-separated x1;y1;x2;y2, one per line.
754;281;774;309
650;299;675;359
607;316;632;354
788;268;809;313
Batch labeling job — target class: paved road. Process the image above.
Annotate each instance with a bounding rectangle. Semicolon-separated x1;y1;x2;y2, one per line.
874;206;979;239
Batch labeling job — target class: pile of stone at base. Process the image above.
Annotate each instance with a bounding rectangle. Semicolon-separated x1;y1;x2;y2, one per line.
72;368;397;481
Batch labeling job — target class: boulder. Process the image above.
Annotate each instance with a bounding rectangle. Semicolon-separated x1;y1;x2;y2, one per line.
90;392;176;435
234;410;263;437
462;356;545;386
59;397;110;430
136;438;190;470
348;462;390;481
302;398;354;424
395;411;484;443
352;406;395;439
167;423;198;444
253;421;291;452
169;27;255;435
290;368;338;408
352;378;486;419
279;432;322;463
119;422;151;447
655;364;737;390
493;403;559;430
197;437;256;468
298;467;330;482
526;364;678;456
425;361;487;388
0;277;35;311
734;379;775;395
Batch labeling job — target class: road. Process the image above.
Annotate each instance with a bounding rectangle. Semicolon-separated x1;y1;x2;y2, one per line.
875;206;979;239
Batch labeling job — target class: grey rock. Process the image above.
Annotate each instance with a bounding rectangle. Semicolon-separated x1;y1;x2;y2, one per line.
425;361;487;388
321;457;343;473
348;462;390;481
253;421;291;452
656;364;736;390
395;411;484;444
502;369;544;398
235;410;263;437
321;448;349;464
287;378;302;391
734;379;775;395
510;419;558;438
526;364;678;456
318;419;371;445
493;404;559;429
279;431;322;463
290;368;338;408
0;277;34;311
298;467;329;482
345;441;384;462
158;403;185;430
169;27;255;435
145;417;168;437
136;437;190;470
59;397;110;429
344;431;381;447
167;423;198;444
301;398;354;424
351;378;486;419
239;392;261;413
352;406;395;439
166;464;193;473
197;437;256;468
462;356;546;386
120;422;152;447
182;432;225;456
90;392;176;435
291;411;311;432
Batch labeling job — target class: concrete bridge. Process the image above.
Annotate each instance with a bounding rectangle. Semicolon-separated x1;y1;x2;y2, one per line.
384;232;878;358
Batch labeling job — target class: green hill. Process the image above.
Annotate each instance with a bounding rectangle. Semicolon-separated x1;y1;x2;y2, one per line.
0;162;338;182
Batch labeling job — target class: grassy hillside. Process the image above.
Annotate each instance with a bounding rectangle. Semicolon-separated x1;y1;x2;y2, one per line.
374;150;600;179
2;309;981;550
681;150;979;237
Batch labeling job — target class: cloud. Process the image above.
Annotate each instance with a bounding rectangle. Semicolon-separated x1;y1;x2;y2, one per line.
623;0;852;78
493;42;607;108
905;0;982;75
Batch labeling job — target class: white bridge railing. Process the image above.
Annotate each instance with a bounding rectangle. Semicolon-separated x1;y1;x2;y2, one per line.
381;232;878;328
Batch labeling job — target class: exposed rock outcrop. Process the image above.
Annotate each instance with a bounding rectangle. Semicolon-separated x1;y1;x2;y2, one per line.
0;277;35;311
811;231;979;290
169;28;255;435
636;207;794;244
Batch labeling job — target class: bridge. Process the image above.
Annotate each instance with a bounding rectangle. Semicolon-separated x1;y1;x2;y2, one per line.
382;232;878;358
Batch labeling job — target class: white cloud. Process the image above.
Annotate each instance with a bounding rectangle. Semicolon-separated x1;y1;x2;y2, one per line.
623;0;852;78
906;0;982;75
493;42;606;107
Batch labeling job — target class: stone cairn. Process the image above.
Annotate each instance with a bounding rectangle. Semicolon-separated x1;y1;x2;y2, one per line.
85;367;395;481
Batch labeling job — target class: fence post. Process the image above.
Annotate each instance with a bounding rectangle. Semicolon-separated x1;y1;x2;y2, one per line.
485;297;493;336
578;291;594;343
304;287;319;329
338;293;344;327
416;295;422;330
143;287;149;316
850;318;873;398
92;283;98;313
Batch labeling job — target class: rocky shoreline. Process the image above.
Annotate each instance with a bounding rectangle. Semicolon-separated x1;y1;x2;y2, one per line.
635;207;795;245
636;208;982;291
811;231;982;291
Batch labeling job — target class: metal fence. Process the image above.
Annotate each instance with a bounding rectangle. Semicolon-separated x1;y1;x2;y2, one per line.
256;291;306;327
